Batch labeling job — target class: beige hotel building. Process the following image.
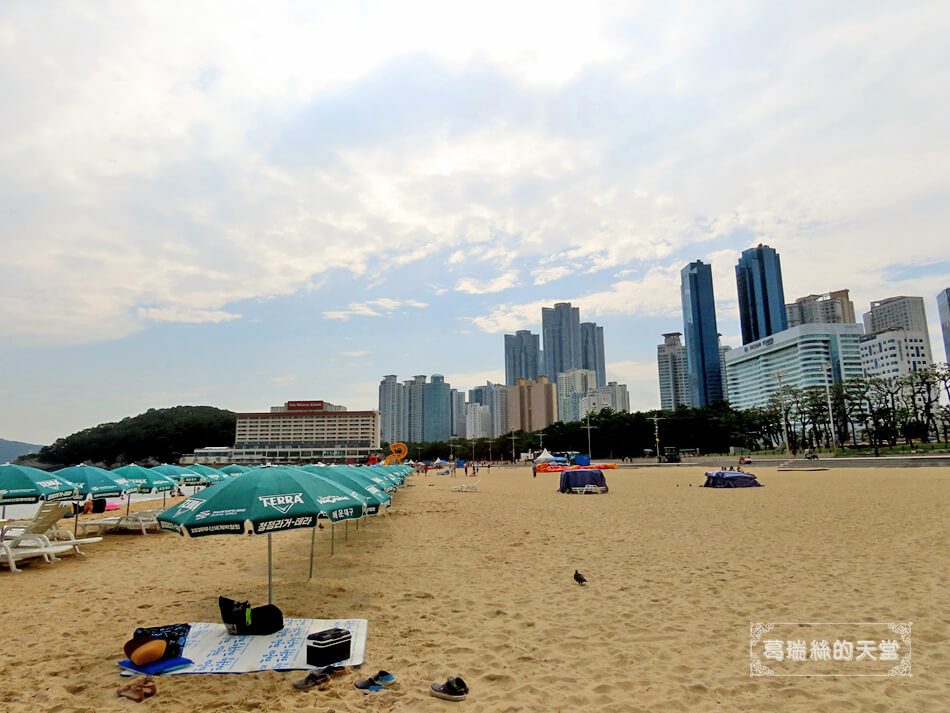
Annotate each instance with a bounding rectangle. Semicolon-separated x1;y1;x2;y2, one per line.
187;400;380;465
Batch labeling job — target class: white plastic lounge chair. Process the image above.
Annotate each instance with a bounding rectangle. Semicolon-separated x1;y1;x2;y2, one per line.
2;502;103;555
76;517;121;536
0;541;76;573
115;508;164;535
451;480;480;492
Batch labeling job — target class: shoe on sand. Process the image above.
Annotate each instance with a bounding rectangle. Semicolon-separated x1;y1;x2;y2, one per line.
293;670;331;690
430;676;468;701
354;678;384;694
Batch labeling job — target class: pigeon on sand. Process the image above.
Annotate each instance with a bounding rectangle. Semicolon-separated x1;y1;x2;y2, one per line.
574;570;587;585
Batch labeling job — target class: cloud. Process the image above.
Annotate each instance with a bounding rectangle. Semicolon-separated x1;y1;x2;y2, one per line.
137;307;242;324
323;298;427;320
341;350;370;358
455;271;520;295
444;368;506;391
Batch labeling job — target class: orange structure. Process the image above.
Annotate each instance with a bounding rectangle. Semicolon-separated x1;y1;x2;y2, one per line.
383;442;408;465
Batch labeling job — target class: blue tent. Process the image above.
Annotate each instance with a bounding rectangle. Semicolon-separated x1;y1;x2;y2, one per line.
558;469;608;493
702;470;763;488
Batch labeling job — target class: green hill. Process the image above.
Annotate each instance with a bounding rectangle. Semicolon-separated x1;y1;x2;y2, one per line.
22;406;236;469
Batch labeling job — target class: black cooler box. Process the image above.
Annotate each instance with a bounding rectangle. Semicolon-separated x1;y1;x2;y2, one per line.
306;627;352;667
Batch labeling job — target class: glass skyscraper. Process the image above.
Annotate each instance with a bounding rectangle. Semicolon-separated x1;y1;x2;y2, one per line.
937;288;950;362
580;322;606;387
736;244;788;345
681;260;723;405
542;302;581;380
504;330;542;385
423;374;451;442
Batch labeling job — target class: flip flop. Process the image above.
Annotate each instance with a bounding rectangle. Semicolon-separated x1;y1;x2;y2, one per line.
117;682;145;702
140;677;157;698
293;671;331;690
430;676;468;701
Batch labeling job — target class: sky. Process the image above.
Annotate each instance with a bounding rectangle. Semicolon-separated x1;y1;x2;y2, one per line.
1;1;949;445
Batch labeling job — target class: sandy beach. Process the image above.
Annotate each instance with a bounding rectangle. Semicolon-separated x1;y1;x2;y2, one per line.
1;464;947;712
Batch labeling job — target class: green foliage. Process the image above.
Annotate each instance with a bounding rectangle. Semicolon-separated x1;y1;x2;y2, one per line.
22;406;236;469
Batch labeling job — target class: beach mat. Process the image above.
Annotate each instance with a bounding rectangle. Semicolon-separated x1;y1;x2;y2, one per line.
168;618;367;674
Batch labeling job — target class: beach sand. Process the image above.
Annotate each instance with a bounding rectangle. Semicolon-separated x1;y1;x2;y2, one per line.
1;465;947;712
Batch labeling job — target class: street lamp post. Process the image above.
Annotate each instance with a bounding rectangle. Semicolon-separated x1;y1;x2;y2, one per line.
582;410;595;460
772;371;790;454
821;362;838;455
649;416;664;463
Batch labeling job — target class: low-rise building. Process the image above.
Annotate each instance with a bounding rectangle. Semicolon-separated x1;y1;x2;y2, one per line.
724;324;864;410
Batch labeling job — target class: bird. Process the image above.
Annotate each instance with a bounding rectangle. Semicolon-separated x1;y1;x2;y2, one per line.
573;570;587;585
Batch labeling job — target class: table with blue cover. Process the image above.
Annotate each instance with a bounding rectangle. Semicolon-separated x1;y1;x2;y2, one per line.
558;469;608;493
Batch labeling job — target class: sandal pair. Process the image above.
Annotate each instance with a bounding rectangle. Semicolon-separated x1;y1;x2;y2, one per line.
117;677;157;702
430;676;468;701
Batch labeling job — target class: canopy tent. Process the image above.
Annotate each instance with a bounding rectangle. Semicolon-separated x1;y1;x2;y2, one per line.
702;470;763;488
533;449;557;463
558;469;608;494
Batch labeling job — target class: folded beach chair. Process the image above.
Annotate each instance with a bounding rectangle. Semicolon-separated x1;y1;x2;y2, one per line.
451;480;480;492
2;502;104;555
76;517;121;536
0;540;76;573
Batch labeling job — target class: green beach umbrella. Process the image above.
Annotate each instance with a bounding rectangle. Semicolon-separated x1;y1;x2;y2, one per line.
55;465;134;500
157;466;368;603
152;464;204;486
113;465;176;493
187;464;227;482
112;465;176;514
295;465;391;516
0;464;78;505
55;465;135;534
219;465;249;475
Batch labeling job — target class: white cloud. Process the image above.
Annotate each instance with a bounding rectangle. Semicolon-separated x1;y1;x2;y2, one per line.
341;350;370;358
455;270;520;295
323;298;427;320
137;307;242;324
445;368;506;391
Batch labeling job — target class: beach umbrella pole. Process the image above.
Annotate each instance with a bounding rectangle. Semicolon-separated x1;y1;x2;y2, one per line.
309;526;316;580
268;533;273;605
331;523;334;555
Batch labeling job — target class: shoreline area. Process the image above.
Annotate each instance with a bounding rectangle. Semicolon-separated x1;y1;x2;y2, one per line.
1;464;947;712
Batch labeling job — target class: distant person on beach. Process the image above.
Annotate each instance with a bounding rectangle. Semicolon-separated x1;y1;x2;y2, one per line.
532;464;537;478
464;463;469;476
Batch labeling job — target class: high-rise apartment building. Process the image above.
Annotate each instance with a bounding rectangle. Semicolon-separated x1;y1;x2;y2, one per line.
542;302;581;381
378;375;404;444
423;375;451;442
863;296;931;343
507;376;558;433
938;288;950;362
719;339;732;403
736;244;788;344
465;403;491;439
404;375;426;442
786;289;856;327
681;261;723;406
379;374;454;443
504;330;543;385
490;385;509;437
657;332;691;410
580;322;606;387
860;329;933;381
556;368;597;423
450;390;466;438
579;382;630;417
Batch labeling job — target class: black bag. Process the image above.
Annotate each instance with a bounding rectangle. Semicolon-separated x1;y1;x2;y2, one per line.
218;596;284;635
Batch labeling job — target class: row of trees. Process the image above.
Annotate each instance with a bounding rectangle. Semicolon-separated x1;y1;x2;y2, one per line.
764;363;950;453
390;363;950;460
